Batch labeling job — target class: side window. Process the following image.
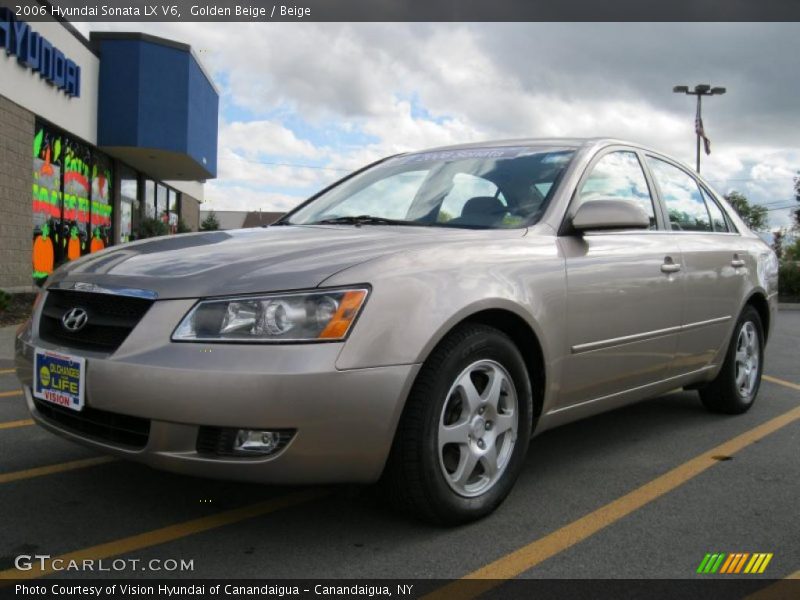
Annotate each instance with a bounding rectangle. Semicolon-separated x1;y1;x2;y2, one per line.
701;188;730;232
647;158;712;232
578;151;657;228
438;173;505;223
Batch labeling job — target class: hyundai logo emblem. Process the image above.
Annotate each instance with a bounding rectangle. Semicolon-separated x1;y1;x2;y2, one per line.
61;307;89;332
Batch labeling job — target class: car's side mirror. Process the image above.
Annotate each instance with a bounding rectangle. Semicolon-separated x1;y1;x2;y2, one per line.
571;199;650;232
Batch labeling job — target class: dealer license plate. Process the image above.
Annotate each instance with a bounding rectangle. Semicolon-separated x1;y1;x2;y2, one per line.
32;349;85;412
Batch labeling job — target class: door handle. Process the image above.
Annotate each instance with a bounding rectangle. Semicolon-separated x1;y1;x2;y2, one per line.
661;256;681;273
731;254;746;268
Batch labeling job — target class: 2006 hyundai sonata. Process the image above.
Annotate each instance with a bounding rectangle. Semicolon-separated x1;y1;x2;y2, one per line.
15;138;778;524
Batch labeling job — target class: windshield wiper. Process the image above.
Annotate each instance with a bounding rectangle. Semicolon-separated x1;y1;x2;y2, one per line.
311;215;425;227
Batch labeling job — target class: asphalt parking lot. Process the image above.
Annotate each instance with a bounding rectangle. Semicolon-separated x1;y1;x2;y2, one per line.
0;311;798;589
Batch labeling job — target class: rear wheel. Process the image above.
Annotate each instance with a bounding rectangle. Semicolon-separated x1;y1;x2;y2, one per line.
699;306;764;415
381;324;533;525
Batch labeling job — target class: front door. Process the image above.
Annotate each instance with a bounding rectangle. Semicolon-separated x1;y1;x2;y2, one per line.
557;150;683;409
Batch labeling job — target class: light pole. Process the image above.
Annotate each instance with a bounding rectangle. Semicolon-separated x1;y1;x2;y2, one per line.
673;84;726;174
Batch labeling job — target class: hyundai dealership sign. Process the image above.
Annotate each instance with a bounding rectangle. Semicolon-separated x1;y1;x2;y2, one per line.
0;9;81;97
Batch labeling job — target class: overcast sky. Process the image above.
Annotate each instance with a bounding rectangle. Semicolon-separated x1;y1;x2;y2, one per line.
77;22;800;228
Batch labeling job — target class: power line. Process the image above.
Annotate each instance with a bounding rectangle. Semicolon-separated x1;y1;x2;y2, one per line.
705;177;794;183
752;198;797;207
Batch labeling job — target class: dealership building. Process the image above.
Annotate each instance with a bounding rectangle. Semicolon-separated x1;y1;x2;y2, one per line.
0;9;218;291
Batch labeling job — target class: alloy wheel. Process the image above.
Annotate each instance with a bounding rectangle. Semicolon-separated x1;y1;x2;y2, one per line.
437;360;519;497
734;321;760;398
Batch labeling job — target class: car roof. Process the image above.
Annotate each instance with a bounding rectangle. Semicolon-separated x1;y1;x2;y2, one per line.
404;137;638;154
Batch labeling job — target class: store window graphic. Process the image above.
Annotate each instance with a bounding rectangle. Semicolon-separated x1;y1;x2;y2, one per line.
32;128;61;280
63;143;91;260
32;123;114;282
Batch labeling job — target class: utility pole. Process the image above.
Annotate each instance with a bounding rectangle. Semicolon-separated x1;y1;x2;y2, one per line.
673;84;726;174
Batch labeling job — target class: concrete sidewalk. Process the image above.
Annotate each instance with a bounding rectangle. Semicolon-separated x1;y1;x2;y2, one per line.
1;325;17;361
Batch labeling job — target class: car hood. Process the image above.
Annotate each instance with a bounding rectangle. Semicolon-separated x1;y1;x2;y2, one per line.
47;225;514;299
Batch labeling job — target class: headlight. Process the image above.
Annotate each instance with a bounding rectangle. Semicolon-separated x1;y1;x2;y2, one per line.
172;287;369;343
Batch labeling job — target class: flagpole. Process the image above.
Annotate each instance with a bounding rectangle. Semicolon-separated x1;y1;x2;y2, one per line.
673;84;726;175
696;94;702;174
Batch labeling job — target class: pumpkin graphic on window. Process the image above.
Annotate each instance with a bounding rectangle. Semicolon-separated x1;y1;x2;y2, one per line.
32;222;55;279
90;228;105;253
67;226;82;261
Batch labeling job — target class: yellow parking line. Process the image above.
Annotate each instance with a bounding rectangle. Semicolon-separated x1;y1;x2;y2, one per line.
0;419;33;430
763;374;800;392
0;369;16;375
425;403;800;600
0;456;115;484
0;488;328;580
0;390;22;398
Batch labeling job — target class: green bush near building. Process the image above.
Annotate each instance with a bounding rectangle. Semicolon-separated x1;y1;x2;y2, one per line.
0;290;10;313
137;217;170;239
779;262;800;302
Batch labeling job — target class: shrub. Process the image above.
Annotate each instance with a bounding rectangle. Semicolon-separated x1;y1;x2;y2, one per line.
200;211;220;231
137;217;169;239
0;290;10;312
778;262;800;301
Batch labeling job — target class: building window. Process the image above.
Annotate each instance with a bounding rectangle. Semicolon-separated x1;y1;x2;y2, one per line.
32;125;62;280
167;188;180;233
62;140;92;260
144;179;156;219
91;154;113;251
156;183;168;226
31;120;115;281
119;165;140;242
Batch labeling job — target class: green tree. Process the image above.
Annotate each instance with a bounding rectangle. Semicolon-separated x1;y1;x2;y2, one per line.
771;228;786;261
785;238;800;262
176;218;192;234
200;210;220;231
793;172;800;231
724;191;768;231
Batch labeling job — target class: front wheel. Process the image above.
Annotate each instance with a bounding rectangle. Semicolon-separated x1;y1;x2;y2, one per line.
700;306;764;415
381;324;533;525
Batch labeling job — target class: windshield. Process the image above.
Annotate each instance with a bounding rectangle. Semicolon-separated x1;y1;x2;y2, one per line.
285;146;575;229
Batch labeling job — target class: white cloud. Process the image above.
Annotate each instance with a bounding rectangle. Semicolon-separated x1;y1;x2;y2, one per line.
217;147;332;190
220;120;323;159
75;21;799;225
203;181;307;213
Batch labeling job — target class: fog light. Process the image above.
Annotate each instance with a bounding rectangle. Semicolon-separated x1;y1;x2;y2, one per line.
234;429;283;455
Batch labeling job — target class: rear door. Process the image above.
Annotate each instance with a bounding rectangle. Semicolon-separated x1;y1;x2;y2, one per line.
557;149;684;409
645;156;748;375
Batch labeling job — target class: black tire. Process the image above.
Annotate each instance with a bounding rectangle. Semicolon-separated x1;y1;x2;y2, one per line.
699;306;764;415
381;323;533;525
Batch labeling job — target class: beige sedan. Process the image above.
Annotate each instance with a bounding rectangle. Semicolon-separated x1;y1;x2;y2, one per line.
16;138;778;524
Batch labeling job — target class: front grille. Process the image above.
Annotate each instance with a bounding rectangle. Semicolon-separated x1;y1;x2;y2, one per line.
196;426;294;457
33;397;151;449
39;290;153;352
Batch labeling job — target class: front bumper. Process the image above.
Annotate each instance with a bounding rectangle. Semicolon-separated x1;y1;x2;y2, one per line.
14;298;419;484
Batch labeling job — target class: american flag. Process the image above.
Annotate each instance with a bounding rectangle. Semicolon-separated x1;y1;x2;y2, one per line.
695;104;711;155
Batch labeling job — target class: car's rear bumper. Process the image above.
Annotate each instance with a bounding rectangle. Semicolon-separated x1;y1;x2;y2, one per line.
15;322;419;484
